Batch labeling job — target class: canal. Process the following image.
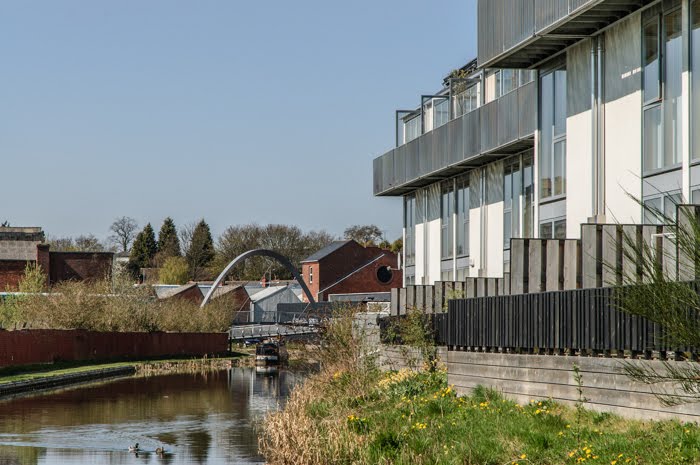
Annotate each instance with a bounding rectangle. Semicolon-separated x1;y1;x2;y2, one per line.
0;367;303;465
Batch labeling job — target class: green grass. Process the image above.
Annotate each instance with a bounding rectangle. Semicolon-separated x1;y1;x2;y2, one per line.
307;368;700;465
0;353;245;385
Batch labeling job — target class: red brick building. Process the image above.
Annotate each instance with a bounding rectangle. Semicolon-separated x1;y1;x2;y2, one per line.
0;227;114;290
300;240;401;302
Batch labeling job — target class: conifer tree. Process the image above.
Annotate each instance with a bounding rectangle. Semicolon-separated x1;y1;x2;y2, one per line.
157;217;181;259
127;223;158;279
186;220;214;280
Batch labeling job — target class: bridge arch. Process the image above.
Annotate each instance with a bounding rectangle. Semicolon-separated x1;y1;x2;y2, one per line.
200;249;315;308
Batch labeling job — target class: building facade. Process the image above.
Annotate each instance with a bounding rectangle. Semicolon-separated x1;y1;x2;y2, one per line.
300;240;401;302
373;0;698;287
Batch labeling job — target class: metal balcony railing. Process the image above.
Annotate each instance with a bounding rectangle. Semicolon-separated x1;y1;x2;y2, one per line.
373;81;537;196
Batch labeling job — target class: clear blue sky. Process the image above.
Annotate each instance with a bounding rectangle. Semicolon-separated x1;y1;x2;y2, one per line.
1;1;477;242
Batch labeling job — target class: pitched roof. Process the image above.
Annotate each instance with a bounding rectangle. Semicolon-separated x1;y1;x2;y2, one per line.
0;241;39;261
301;240;352;263
157;283;202;300
249;285;289;302
210;284;247;300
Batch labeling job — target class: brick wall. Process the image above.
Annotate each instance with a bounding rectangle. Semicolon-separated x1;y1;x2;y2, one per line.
301;242;401;302
0;261;28;290
49;252;113;284
321;253;402;300
0;330;229;367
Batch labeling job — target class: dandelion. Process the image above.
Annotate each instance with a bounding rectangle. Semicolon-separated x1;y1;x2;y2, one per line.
520;453;527;459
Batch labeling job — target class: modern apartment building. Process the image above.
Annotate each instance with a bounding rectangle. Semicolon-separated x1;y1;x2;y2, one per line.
373;0;700;287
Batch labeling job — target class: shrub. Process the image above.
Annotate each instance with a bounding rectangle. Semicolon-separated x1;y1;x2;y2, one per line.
158;256;189;285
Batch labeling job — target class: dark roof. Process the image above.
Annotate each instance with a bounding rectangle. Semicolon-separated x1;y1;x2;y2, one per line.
301;240;353;263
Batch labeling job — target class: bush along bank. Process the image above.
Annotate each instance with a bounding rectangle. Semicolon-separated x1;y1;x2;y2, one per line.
259;312;700;465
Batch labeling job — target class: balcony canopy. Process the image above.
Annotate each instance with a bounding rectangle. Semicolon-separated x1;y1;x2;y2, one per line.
478;0;653;69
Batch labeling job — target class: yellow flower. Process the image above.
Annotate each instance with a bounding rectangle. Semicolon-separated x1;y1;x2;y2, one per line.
611;461;617;465
520;453;527;459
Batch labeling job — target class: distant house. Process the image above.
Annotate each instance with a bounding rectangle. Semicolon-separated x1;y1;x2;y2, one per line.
249;285;301;323
156;283;204;305
0;227;114;290
210;284;252;324
300;240;401;302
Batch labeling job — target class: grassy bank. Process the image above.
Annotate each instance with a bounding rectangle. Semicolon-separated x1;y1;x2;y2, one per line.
0;354;246;385
260;364;700;465
259;310;700;465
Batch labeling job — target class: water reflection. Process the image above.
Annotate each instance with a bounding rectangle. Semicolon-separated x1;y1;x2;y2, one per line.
0;367;303;465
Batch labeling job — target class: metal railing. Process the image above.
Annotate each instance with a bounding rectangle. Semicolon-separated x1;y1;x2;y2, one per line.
374;81;537;196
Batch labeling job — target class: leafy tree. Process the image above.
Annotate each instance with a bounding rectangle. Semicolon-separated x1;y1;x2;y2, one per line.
159;256;189;285
128;223;157;278
109;216;138;253
212;224;335;280
378;240;391;250
344;224;383;247
391;238;403;254
18;262;46;293
156;217;181;264
49;234;105;252
186;220;215;280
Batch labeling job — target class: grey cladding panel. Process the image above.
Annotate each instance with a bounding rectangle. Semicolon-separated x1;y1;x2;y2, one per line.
463;109;481;159
498;90;520;147
567;39;592;117
447;118;463;165
480;101;499;153
518;81;537;137
605;14;641;103
419;132;433;177
535;0;568;32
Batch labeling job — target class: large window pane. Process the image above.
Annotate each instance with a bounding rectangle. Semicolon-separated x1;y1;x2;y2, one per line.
540;222;553;239
523;154;534;237
554;71;567;138
441;187;453;259
456;178;469;257
693;1;700;159
554;220;567;239
540;73;554;198
643;105;663;171
644;18;660;103
434;99;449;128
664;9;682;167
554;140;566;196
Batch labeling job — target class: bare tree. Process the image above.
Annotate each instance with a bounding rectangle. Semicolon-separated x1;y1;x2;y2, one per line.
109;217;138;253
179;221;198;255
48;234;105;252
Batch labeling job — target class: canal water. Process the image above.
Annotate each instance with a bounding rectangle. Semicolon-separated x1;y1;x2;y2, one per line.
0;367;303;465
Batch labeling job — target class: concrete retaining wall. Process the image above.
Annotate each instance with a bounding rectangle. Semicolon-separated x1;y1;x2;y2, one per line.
0;330;229;367
448;351;700;421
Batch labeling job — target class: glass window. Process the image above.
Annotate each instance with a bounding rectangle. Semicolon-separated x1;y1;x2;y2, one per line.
643;17;661;103
693;188;700;204
664;8;682;167
502;69;518;95
523;153;534;237
643;7;683;172
540;71;566;199
456;176;470;256
554;220;567;239
404;195;416;265
693;1;700;159
644;197;662;224
404;116;420;144
540;72;554;198
434;98;449;128
540;222;553;239
643;106;663;170
440;184;454;260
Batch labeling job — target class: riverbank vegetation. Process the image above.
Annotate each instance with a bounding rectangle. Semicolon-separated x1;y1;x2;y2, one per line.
0;355;242;385
0;277;232;332
259;310;700;465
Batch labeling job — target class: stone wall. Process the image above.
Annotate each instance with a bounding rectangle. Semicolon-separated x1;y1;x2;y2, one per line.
448;351;700;422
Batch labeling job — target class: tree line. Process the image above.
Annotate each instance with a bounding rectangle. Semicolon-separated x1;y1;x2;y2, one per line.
40;217;402;285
